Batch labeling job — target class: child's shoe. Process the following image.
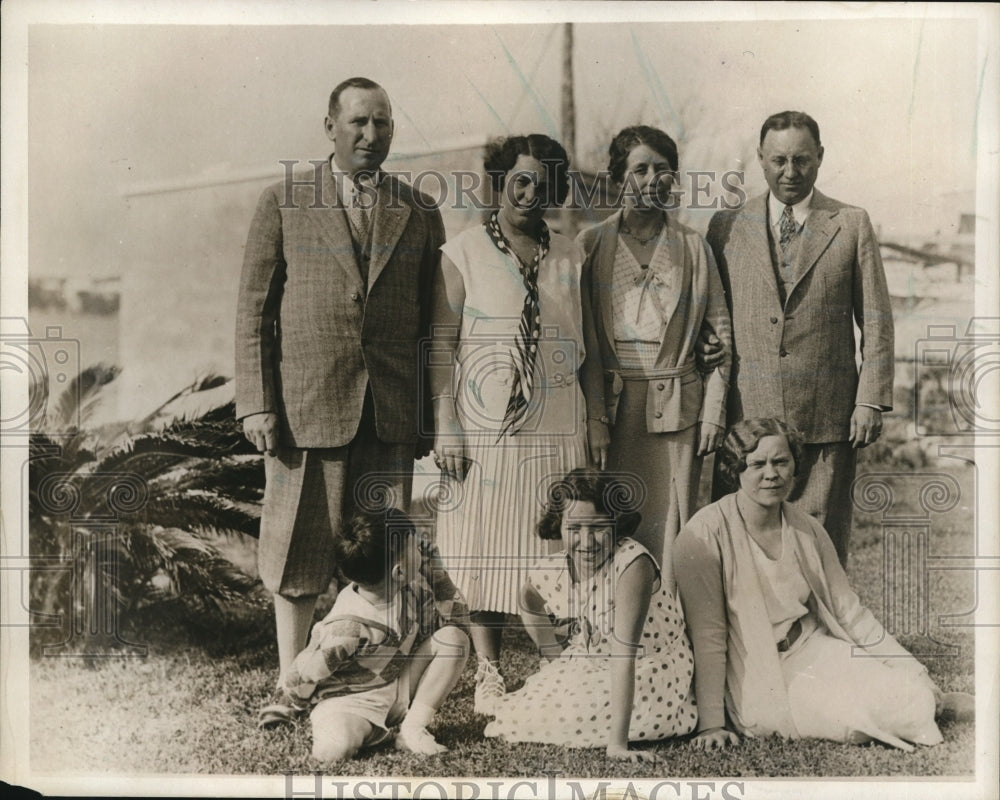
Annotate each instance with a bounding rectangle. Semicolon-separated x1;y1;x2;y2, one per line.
396;725;447;755
937;691;975;723
258;687;308;730
473;655;506;715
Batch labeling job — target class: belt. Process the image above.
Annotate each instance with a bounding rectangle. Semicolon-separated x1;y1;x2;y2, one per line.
605;362;697;384
604;361;697;424
777;618;803;653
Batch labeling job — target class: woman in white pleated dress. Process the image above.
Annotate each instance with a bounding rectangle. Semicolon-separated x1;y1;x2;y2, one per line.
429;134;608;714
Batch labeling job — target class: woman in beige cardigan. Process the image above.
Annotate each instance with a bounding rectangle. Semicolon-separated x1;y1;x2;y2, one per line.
674;417;973;750
576;125;731;587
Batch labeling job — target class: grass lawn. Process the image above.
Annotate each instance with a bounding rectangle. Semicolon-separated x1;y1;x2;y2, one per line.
28;463;977;780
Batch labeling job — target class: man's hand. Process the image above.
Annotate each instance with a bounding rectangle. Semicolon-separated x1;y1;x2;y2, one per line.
243;412;279;456
849;405;883;448
695;327;725;372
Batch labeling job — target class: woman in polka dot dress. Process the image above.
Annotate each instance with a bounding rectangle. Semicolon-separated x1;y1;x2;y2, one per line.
484;468;697;760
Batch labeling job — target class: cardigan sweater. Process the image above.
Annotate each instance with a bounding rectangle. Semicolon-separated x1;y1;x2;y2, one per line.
674;494;928;738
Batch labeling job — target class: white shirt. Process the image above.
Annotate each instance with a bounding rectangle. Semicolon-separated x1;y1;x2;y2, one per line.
329;156;382;209
767;189;814;238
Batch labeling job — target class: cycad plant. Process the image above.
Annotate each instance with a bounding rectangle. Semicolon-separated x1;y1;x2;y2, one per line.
28;364;267;657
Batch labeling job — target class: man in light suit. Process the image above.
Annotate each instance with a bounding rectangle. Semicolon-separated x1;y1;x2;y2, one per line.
706;111;893;566
236;77;445;727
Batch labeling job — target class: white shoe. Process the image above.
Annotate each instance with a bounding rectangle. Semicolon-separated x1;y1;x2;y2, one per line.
473;656;506;716
396;725;447;755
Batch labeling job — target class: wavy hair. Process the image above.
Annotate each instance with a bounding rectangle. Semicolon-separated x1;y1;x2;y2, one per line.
607;125;679;184
536;467;642;543
716;418;804;493
483;134;571;207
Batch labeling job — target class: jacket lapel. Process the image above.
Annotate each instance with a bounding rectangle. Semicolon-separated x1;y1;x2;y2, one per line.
736;194;776;290
595;212;622;366
368;177;411;291
791;190;840;291
304;165;364;283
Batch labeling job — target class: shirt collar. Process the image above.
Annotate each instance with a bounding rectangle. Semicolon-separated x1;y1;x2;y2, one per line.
768;189;814;230
329;156;384;199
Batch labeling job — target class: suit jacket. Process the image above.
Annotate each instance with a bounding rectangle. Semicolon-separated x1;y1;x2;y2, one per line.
576;210;732;433
706;190;893;443
235;159;445;448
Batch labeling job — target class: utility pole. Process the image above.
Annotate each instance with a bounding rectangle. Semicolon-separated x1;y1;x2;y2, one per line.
561;22;576;163
561;22;577;233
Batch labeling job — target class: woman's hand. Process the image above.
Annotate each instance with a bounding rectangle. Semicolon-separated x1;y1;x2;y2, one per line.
697;422;724;455
690;727;739;751
433;399;467;481
587;418;610;469
434;437;466;481
606;743;658;763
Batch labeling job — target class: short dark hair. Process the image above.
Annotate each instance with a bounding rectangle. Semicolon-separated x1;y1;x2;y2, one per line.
607;125;680;184
536;467;642;542
328;77;389;118
759;111;821;148
716;418;805;493
334;507;414;587
483;134;571;207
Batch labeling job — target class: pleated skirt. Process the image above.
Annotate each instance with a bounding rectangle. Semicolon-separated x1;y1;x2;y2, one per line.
434;416;589;615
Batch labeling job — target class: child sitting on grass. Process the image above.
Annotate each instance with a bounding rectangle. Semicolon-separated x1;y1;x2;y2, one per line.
283;508;470;762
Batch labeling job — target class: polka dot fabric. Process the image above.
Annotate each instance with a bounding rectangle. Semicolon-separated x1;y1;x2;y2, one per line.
484;539;697;747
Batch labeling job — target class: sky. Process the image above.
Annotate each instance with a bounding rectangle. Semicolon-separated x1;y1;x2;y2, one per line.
18;5;986;277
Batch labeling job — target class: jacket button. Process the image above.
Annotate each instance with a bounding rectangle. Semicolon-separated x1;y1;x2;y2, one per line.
351;292;361;302
770;316;778;324
657;382;665;390
780;349;788;357
654;411;663;419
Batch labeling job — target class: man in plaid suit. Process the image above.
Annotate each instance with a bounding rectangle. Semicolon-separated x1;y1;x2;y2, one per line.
706;111;894;566
236;77;445;727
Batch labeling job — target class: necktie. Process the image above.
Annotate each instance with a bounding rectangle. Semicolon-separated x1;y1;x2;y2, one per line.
779;204;797;249
348;174;374;242
483;212;550;441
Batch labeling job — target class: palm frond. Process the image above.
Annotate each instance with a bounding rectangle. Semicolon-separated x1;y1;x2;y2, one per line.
29;430;96;475
28;365;269;646
134;494;261;539
133;374;233;431
134;527;263;609
157;406;255;455
47;363;120;431
194;400;240;425
89;443;205;481
162;456;264;503
131;428;249;460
